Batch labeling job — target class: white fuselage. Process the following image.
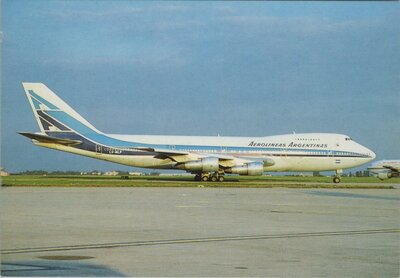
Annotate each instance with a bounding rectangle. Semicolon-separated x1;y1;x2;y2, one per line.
37;133;375;172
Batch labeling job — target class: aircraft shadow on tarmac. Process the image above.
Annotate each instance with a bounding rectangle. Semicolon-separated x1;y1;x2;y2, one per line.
1;259;125;277
44;175;242;182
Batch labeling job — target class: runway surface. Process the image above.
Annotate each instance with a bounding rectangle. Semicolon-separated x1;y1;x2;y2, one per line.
1;186;399;277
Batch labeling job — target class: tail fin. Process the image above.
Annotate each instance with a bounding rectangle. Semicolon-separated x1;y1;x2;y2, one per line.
22;83;101;135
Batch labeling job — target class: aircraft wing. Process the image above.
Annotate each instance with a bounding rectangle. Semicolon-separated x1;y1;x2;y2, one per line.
203;154;275;168
132;147;237;163
131;148;275;168
130;147;194;163
19;132;82;146
382;165;400;172
150;151;268;167
132;147;189;156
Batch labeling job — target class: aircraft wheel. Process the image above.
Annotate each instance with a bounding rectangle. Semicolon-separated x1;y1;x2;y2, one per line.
217;176;225;182
201;176;209;182
210;175;218;182
333;177;341;184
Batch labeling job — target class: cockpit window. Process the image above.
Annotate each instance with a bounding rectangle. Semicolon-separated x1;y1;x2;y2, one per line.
345;137;353;141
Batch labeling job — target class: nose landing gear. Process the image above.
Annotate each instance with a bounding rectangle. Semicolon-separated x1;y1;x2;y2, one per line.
333;169;342;183
333;176;341;183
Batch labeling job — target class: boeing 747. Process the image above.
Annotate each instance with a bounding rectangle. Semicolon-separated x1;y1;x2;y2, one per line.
19;83;376;183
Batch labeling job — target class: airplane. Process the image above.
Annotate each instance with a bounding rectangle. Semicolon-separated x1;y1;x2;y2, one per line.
368;160;400;180
19;83;376;183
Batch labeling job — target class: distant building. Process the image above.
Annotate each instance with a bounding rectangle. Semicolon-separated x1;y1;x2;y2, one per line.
104;171;119;176
0;168;10;177
297;172;313;177
129;171;144;176
91;171;102;175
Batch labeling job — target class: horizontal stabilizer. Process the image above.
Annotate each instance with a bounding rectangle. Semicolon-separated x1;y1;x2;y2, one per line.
18;132;82;146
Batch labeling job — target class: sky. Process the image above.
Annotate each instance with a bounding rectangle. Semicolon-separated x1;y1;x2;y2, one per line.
1;1;399;173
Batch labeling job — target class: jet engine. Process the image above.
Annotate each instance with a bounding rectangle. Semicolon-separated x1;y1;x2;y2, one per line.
378;172;391;180
228;162;264;176
183;157;219;172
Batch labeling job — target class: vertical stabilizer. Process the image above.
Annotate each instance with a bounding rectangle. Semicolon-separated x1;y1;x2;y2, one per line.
22;83;101;134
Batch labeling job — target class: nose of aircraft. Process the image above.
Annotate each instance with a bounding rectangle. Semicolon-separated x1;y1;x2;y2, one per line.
357;141;376;161
366;147;376;161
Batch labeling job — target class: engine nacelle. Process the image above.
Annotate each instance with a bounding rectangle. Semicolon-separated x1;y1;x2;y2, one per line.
183;157;219;172
378;172;391;180
228;162;264;176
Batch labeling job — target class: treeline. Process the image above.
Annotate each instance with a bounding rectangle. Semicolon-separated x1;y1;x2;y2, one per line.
15;170;82;175
347;171;371;177
12;170;161;176
14;170;129;175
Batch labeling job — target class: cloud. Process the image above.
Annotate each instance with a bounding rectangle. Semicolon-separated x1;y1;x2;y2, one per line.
39;7;144;20
219;15;382;36
38;46;190;68
38;3;190;21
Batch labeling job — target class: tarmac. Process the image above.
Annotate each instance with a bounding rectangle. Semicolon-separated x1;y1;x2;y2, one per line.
1;186;399;277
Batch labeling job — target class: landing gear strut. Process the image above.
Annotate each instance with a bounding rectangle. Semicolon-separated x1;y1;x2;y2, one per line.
194;172;225;182
333;169;342;183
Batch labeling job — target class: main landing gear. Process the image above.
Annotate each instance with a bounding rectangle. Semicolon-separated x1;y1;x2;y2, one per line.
194;172;225;182
333;169;342;183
